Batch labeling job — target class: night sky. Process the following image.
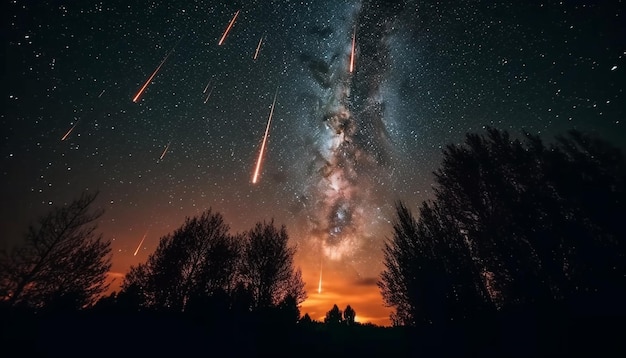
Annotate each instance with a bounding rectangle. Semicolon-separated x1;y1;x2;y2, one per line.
3;0;625;325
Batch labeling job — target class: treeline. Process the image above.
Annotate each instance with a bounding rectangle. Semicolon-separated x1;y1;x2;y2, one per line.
97;211;306;326
379;127;625;355
2;127;624;356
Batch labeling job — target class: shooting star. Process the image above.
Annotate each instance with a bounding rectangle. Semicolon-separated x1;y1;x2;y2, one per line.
98;89;105;98
133;231;149;256
251;88;278;184
349;28;356;73
159;141;171;160
203;87;213;104
61;121;79;141
218;10;240;46
253;36;264;60
203;80;211;94
318;263;323;294
132;38;182;103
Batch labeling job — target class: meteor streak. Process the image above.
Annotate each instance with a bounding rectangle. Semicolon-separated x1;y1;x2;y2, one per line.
218;10;240;46
132;38;181;103
203;80;211;94
98;89;105;98
349;28;356;73
253;36;263;60
133;231;148;256
251;88;278;184
318;264;323;294
61;121;79;141
159;142;171;160
203;87;213;104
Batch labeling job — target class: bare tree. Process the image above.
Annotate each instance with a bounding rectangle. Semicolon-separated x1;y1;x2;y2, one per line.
0;191;111;310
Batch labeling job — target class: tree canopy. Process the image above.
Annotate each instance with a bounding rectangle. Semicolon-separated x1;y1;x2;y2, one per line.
120;213;306;323
121;209;237;312
379;128;626;326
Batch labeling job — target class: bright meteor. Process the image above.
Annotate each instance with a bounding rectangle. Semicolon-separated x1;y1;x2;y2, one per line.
133;231;148;256
350;28;356;73
61;121;79;141
159;142;171;160
318;264;323;294
132;39;181;103
203;87;213;104
218;10;240;46
254;36;264;60
251;88;278;184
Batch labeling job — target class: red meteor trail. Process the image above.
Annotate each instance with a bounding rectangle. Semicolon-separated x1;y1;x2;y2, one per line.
218;10;240;46
254;36;264;60
132;39;181;103
61;121;79;141
159;142;171;160
133;231;148;256
251;89;278;184
349;28;356;73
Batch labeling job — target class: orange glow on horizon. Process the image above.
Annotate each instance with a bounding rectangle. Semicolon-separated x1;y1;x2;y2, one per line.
101;212;391;327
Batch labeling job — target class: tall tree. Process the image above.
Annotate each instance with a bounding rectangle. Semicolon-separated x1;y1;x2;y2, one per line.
324;304;343;325
121;209;238;312
239;220;306;310
379;127;626;325
379;202;489;326
343;305;356;325
0;191;111;310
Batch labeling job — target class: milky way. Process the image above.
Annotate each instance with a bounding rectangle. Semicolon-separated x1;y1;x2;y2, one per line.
295;1;402;264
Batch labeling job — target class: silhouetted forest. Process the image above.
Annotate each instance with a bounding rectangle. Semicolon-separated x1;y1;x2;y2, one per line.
2;128;625;357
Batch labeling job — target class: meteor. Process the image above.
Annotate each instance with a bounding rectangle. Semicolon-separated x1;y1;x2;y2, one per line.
251;88;278;184
349;28;356;73
98;89;105;98
133;231;148;256
132;38;181;103
253;36;263;60
203;87;213;104
318;264;323;294
218;10;240;46
61;121;79;141
159;141;171;160
203;80;211;94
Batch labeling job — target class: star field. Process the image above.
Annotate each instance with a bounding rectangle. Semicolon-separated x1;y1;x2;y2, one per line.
3;0;624;325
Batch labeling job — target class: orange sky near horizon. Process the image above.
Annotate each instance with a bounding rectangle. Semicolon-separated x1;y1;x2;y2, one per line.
104;221;393;327
105;267;392;327
99;201;396;327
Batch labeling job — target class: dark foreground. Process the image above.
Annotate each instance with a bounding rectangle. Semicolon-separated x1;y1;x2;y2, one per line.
2;308;625;357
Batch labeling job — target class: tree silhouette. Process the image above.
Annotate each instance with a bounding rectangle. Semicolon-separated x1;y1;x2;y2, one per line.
121;209;238;312
379;127;626;325
324;304;343;325
343;305;356;325
299;312;313;325
239;220;306;310
0;191;111;310
379;202;489;326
